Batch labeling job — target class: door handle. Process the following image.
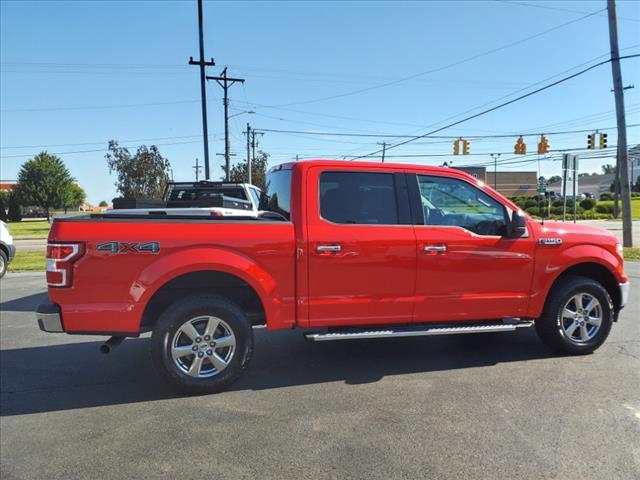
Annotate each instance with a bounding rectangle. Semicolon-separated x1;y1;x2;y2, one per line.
424;245;447;253
316;244;342;253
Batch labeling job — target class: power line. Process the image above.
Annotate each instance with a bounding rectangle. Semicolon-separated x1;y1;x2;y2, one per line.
351;54;640;160
253;123;639;139
496;0;640;22
0;139;206;159
267;7;607;108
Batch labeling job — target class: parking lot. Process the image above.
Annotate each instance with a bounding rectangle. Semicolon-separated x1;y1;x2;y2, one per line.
1;269;639;480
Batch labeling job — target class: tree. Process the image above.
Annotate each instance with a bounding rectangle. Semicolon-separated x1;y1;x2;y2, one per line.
602;164;616;174
7;193;22;221
106;140;171;199
98;200;108;207
14;152;76;219
223;151;269;191
547;175;562;184
62;184;87;213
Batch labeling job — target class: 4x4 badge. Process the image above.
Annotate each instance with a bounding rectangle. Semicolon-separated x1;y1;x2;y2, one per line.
97;241;160;254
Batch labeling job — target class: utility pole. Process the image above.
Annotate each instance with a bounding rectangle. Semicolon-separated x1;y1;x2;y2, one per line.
378;142;387;163
246;123;252;185
608;0;632;247
206;67;245;181
490;153;500;189
250;129;264;175
188;0;215;180
193;157;202;182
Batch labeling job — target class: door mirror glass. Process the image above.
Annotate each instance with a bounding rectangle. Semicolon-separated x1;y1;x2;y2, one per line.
508;210;527;238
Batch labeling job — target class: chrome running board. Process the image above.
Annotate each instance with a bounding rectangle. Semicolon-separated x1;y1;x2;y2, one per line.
304;320;534;342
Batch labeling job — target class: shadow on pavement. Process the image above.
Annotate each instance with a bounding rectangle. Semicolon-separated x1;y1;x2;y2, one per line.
0;328;553;417
0;292;47;313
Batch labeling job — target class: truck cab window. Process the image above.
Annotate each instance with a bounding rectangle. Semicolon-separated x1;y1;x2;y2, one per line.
264;169;292;220
418;175;507;236
320;171;398;225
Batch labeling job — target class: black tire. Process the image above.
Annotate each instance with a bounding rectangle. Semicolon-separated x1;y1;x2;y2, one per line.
535;275;613;355
0;250;7;278
152;294;254;394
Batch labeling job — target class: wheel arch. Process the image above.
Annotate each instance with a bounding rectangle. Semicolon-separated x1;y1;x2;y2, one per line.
546;262;620;313
140;270;267;331
133;247;275;331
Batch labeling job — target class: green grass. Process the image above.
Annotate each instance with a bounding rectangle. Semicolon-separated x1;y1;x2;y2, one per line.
624;247;640;262
6;220;50;239
597;199;640;219
8;250;46;271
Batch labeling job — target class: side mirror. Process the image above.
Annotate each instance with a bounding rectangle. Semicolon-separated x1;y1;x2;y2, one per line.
508;210;527;238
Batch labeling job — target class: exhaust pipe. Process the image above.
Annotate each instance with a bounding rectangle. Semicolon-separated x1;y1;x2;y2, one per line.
100;336;125;354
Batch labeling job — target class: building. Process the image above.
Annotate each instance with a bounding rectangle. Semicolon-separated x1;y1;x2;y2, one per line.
0;181;18;193
630;144;640;186
546;173;614;197
455;167;538;197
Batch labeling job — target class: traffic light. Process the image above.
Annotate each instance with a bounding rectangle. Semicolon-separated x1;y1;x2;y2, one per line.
599;132;607;149
587;133;595;149
462;139;470;155
537;134;549;154
514;136;526;154
453;139;460;155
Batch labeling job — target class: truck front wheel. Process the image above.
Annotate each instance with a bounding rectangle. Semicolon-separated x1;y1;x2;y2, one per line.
151;294;254;394
535;275;613;355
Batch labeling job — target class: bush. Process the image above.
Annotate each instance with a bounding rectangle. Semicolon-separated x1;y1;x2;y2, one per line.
599;192;613;201
0;195;7;222
7;194;22;222
552;199;564;208
595;203;614;214
525;206;539;217
580;198;596;210
524;199;538;209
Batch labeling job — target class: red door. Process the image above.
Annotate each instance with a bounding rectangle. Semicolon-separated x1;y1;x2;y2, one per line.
305;167;417;327
410;173;535;322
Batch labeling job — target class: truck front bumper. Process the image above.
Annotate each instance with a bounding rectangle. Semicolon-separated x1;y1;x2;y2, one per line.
36;300;64;333
619;282;630;309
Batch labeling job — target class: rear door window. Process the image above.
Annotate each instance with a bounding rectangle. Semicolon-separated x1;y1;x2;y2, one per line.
320;171;398;225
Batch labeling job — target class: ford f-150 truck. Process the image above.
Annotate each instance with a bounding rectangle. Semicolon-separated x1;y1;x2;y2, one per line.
36;160;630;393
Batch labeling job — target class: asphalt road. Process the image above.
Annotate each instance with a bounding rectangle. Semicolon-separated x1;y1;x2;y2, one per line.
1;270;639;480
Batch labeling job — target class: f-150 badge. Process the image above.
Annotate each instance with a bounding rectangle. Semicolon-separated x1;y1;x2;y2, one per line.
538;238;562;245
97;241;160;254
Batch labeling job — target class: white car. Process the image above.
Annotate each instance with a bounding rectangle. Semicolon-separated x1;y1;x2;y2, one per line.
0;220;16;278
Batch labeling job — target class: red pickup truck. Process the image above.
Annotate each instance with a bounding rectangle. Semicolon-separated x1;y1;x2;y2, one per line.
36;160;630;393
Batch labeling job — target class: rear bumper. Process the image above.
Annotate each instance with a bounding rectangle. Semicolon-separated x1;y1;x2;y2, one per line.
619;282;630;309
36;299;64;333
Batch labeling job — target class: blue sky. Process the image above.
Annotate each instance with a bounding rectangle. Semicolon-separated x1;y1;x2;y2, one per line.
1;0;639;204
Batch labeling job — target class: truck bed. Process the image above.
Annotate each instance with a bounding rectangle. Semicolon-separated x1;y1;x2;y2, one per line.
47;216;296;333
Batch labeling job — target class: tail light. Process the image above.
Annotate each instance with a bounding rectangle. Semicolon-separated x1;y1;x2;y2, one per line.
46;243;85;288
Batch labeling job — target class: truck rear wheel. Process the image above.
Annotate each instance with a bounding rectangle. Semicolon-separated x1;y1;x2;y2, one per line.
535;275;613;355
151;294;254;394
